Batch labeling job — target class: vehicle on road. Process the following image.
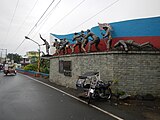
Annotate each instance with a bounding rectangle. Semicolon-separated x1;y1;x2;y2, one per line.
3;63;16;76
76;72;113;104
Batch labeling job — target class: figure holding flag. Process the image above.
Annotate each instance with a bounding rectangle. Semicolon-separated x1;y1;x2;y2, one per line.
98;23;112;51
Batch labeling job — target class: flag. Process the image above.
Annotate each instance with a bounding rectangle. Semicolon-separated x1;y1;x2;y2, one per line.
98;23;112;30
50;34;61;43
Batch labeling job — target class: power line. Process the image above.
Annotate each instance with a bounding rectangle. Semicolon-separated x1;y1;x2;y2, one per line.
28;0;55;36
32;0;61;39
14;0;56;52
45;0;86;34
13;0;39;38
35;0;61;29
69;0;120;32
14;38;25;52
15;0;119;52
5;0;20;41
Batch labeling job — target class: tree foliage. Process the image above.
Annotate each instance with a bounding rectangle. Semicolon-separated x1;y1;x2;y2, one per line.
7;53;22;63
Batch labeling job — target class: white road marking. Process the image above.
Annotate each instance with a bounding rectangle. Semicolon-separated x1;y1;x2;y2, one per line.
22;74;124;120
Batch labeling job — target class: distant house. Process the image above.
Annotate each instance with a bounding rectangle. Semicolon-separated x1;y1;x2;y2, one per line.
26;51;39;58
26;51;39;63
20;51;39;67
20;56;30;67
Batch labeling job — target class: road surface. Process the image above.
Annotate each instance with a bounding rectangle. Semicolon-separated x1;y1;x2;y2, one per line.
1;72;158;120
0;72;124;120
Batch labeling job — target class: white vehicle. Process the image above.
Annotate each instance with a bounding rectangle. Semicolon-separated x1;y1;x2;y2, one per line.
3;64;16;75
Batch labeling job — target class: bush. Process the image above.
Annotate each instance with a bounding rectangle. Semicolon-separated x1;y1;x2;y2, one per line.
23;64;37;71
23;59;50;74
40;67;49;74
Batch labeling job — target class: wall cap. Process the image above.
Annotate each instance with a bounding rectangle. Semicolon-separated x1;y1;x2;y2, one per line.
49;51;160;59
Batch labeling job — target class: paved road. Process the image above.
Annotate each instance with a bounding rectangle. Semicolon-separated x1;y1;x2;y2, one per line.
1;72;158;120
0;72;123;120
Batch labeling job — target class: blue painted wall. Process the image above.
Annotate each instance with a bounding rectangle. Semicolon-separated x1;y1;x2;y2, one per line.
51;16;160;44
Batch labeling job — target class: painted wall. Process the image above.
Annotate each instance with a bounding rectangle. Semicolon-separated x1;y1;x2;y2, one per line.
50;16;160;54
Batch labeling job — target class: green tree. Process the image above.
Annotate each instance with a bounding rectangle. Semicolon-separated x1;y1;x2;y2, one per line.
7;53;22;63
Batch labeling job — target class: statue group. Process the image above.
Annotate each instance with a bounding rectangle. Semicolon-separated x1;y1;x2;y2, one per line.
52;23;113;55
41;23;158;56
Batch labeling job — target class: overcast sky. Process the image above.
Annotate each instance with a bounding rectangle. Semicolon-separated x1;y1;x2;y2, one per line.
0;0;159;56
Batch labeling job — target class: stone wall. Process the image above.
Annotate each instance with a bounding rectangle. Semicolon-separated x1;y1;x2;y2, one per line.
49;51;160;97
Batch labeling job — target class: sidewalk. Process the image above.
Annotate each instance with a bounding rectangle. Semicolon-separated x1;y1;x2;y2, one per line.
31;76;160;120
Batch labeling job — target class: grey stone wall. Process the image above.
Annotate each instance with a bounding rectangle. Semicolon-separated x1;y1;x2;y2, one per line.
49;51;160;97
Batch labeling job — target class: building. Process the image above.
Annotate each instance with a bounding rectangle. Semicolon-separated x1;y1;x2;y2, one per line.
20;56;30;67
20;51;39;67
26;51;39;58
26;51;39;63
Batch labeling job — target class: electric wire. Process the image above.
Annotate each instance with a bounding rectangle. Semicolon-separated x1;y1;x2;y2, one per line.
69;0;120;32
14;0;56;52
13;0;39;38
5;0;20;41
45;0;86;34
34;0;61;30
32;0;61;39
28;0;55;36
15;0;119;52
15;0;84;52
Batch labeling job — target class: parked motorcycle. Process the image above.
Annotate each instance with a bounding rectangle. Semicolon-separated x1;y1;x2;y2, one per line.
76;72;113;104
88;80;112;104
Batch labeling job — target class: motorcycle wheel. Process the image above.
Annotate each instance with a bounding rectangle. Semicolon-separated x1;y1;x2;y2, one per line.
88;93;92;104
105;88;112;100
